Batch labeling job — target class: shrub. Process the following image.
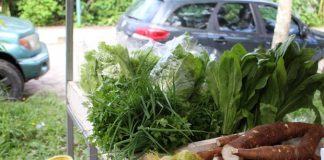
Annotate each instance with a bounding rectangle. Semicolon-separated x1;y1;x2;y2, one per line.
17;0;64;26
273;0;324;26
81;0;133;26
292;0;324;26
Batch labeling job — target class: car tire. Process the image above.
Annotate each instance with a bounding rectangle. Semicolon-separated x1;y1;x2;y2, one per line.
0;59;24;100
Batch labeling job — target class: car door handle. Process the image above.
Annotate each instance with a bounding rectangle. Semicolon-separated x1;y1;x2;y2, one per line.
213;37;227;44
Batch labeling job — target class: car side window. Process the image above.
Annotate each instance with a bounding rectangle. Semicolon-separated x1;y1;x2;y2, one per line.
217;3;256;33
258;4;299;35
165;3;216;30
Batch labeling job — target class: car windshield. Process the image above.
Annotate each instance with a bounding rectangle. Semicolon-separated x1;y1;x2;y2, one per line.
126;0;163;22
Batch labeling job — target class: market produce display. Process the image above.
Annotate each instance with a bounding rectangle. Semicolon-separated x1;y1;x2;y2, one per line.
80;35;324;159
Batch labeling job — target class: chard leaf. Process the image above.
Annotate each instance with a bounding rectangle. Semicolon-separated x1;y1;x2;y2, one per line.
309;103;322;124
276;57;288;102
208;50;242;134
230;43;247;58
286;48;316;86
273;35;295;59
243;91;261;111
241;54;257;78
241;109;255;129
277;73;324;119
321;86;324;107
255;75;271;89
206;61;220;107
283;41;301;64
260;103;278;124
259;69;280;124
240;59;274;110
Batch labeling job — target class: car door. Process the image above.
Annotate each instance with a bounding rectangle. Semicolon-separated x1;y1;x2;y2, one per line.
253;2;303;48
162;2;217;47
208;2;263;53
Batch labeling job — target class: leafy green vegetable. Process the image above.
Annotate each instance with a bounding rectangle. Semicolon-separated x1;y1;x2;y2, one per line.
81;40;221;159
321;85;324;107
207;47;243;134
80;50;99;93
150;45;207;101
206;36;324;134
81;35;323;158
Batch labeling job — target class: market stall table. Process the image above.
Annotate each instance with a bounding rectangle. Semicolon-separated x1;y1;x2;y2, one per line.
66;82;98;159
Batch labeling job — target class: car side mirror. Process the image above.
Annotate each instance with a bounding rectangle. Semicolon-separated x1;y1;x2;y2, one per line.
300;25;308;38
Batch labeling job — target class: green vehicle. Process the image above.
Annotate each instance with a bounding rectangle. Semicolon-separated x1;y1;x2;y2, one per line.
0;15;49;99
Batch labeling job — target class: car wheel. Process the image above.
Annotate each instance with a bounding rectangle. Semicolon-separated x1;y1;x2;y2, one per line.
0;59;24;100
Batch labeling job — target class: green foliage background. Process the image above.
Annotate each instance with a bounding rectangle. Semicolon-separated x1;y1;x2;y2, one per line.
17;0;64;26
1;0;323;26
2;0;133;26
292;0;324;26
273;0;324;26
81;0;133;26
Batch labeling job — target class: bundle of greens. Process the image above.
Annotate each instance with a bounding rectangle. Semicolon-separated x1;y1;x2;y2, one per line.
80;39;221;159
206;36;324;134
80;35;324;158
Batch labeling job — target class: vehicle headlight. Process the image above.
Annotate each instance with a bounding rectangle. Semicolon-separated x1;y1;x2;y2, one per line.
19;34;41;51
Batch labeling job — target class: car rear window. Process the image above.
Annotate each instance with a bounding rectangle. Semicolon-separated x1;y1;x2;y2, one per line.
217;3;256;33
126;0;163;22
166;3;216;30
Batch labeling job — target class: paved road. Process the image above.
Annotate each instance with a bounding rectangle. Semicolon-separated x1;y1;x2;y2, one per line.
23;26;117;98
23;26;324;98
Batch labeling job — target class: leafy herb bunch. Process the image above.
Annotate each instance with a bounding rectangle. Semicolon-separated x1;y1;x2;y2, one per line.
81;42;221;159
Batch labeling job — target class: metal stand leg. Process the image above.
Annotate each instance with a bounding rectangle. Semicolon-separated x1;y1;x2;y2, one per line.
89;144;98;160
67;113;74;158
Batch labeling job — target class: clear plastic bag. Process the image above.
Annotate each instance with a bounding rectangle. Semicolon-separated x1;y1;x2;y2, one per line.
147;35;210;100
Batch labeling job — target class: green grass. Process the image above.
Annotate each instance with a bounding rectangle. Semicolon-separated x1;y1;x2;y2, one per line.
0;92;88;159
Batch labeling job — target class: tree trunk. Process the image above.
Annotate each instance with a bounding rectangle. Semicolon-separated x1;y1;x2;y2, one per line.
8;0;13;13
271;0;293;48
319;0;324;15
1;0;11;16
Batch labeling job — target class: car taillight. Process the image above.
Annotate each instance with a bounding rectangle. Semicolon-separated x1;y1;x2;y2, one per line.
19;39;31;50
135;27;170;41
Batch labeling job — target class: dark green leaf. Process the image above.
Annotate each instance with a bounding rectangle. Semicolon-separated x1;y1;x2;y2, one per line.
260;103;278;124
207;50;242;134
277;74;324;119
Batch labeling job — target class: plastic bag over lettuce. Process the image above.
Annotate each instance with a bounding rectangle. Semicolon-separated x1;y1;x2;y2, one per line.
149;35;210;101
81;34;211;100
80;42;159;94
